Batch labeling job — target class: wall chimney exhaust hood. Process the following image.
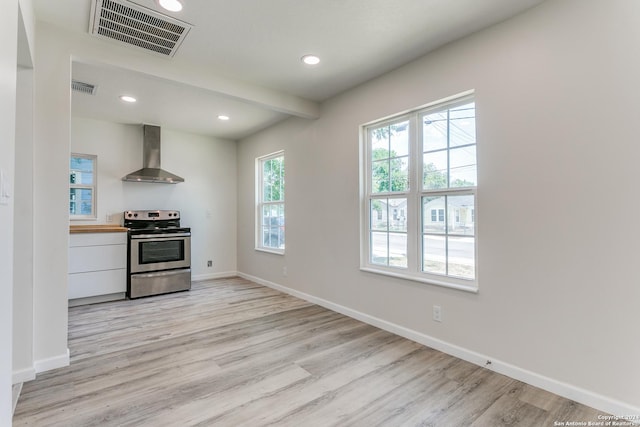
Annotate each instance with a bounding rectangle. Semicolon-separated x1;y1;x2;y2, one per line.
122;125;184;184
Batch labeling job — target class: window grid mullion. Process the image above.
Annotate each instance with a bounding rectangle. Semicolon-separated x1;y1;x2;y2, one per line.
387;128;392;195
408;114;419;273
444;108;451;276
444;195;449;276
386;200;390;267
446;108;451;188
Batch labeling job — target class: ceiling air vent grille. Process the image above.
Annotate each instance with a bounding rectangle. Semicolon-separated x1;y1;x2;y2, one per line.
71;80;98;95
89;0;192;57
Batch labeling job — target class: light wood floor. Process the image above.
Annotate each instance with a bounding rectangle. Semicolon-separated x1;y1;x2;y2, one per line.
14;277;605;426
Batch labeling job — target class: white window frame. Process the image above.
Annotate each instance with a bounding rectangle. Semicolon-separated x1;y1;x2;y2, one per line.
256;151;285;255
69;153;97;220
360;91;478;293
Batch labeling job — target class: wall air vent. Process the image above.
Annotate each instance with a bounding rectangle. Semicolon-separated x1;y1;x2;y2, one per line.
71;80;98;95
89;0;192;57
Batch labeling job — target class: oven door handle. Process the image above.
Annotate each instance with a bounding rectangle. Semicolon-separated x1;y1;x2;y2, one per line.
130;232;191;239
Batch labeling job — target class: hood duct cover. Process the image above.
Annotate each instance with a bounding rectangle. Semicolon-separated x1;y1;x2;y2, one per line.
89;0;192;57
123;125;184;184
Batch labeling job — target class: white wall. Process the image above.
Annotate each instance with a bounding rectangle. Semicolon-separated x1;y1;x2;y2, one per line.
13;65;35;384
2;0;19;422
32;19;72;374
237;0;640;415
17;0;34;64
71;117;238;278
11;0;36;411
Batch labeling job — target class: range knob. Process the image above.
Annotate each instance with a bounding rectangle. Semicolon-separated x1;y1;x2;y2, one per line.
127;212;132;218
133;213;138;217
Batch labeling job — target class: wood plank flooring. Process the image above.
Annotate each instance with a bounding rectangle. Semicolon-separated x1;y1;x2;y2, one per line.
14;277;606;426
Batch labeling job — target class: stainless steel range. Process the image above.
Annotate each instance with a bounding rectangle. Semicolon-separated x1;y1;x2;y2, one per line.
124;210;191;299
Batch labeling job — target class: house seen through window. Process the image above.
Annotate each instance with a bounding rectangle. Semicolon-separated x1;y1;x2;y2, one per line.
362;93;477;291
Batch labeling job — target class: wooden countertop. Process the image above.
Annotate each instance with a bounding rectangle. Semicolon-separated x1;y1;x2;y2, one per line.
70;225;128;234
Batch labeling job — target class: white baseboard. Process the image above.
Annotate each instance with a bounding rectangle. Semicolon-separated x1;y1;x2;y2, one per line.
14;349;70;390
238;272;640;419
12;383;23;416
12;366;35;384
33;348;70;374
69;292;125;307
192;271;238;282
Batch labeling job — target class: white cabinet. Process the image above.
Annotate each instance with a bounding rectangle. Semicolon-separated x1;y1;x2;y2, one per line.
68;232;127;304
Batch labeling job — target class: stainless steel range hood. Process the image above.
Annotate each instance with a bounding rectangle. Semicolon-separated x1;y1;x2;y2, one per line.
123;125;184;184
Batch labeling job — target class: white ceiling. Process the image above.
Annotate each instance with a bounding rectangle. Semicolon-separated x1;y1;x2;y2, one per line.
34;0;544;140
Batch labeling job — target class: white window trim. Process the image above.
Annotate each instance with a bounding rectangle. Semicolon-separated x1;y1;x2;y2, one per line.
70;153;97;220
255;150;285;255
359;91;478;293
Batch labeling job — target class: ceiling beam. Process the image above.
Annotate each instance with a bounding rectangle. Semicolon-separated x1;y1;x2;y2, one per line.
46;22;320;120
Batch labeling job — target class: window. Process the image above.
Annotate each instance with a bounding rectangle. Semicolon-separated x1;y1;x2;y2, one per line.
69;153;97;219
256;151;285;253
430;208;445;222
361;93;477;292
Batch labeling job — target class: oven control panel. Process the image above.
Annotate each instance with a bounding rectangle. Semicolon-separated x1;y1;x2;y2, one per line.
124;210;180;220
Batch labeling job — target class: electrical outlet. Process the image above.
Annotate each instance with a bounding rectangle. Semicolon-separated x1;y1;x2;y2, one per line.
207;260;213;267
106;213;113;223
282;266;287;276
433;305;442;322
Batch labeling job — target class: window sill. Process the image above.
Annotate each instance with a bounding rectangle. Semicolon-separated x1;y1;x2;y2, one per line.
255;247;285;256
360;266;478;294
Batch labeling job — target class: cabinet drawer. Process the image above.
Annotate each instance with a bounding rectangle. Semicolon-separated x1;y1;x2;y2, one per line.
69;244;126;273
70;232;127;247
68;269;127;299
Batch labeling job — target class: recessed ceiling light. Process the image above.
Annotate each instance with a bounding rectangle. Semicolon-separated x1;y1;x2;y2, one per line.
301;54;320;65
218;115;230;121
120;95;137;103
157;0;183;12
